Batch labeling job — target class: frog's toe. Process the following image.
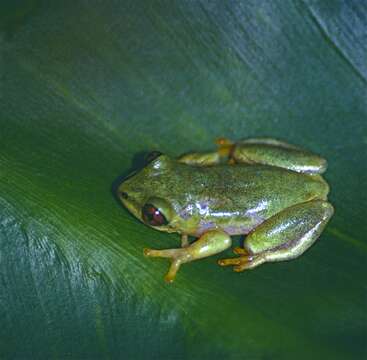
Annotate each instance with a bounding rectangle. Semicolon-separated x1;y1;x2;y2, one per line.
164;259;182;283
233;265;245;272
219;253;266;272
144;248;162;257
233;246;250;255
233;260;253;272
219;255;252;272
143;247;178;258
218;257;242;266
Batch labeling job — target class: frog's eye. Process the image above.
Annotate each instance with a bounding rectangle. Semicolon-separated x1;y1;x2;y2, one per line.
145;151;163;164
141;197;173;227
142;203;168;226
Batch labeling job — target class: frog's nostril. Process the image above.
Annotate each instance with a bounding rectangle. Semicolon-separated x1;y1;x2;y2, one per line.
120;191;129;200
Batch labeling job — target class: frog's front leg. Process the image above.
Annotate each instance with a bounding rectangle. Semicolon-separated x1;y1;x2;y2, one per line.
181;234;189;247
144;230;231;282
218;200;334;272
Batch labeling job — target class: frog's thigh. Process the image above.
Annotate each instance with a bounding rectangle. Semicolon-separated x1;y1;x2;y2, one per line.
144;230;232;282
232;138;327;174
246;200;334;262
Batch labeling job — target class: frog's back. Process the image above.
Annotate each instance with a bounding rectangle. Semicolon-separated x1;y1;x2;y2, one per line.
177;163;329;235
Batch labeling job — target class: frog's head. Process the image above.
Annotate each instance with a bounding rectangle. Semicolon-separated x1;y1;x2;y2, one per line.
117;153;183;233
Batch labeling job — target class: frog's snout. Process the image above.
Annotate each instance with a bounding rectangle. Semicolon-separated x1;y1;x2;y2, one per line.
117;180;130;200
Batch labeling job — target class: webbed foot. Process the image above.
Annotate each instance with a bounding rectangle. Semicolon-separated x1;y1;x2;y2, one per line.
218;247;266;272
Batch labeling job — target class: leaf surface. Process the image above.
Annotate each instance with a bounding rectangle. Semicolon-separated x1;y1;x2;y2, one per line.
1;1;366;358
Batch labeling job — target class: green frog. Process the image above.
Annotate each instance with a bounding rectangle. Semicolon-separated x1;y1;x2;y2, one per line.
118;138;333;283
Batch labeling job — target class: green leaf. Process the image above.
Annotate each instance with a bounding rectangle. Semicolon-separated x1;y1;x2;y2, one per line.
1;1;366;359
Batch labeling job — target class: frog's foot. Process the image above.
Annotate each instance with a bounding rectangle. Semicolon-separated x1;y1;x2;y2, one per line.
177;138;236;166
144;248;185;283
144;230;232;283
215;138;235;159
218;252;266;272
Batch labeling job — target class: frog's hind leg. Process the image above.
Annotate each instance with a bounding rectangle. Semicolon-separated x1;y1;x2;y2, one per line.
218;200;334;272
232;138;327;174
179;137;327;172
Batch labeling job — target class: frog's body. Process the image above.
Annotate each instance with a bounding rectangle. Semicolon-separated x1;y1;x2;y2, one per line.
153;163;329;237
118;138;333;282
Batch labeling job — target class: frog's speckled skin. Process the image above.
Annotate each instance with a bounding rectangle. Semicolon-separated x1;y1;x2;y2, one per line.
118;138;333;282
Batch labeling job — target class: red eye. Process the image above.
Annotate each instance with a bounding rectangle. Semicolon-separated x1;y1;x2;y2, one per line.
142;203;168;226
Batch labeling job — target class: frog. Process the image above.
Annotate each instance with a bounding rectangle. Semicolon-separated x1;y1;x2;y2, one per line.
118;138;334;283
